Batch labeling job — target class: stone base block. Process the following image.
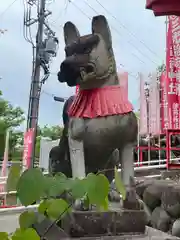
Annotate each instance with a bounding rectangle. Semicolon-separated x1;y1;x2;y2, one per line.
61;210;146;238
60;226;180;240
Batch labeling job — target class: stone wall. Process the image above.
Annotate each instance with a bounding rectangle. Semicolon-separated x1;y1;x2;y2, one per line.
136;176;180;237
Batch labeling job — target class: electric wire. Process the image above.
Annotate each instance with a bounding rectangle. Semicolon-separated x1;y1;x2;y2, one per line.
94;0;161;61
50;0;69;24
0;0;140;104
48;0;157;73
0;0;18;19
82;0;158;66
69;0;148;67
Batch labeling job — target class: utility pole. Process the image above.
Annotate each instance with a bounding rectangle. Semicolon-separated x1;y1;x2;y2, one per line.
25;0;58;168
27;0;45;168
27;0;45;126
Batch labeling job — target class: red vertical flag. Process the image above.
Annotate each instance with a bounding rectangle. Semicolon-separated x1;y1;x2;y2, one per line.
22;128;34;171
160;72;169;132
139;73;148;135
148;73;161;135
118;72;128;101
166;16;180;129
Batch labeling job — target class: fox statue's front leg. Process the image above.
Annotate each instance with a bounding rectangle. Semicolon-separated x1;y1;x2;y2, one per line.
120;144;140;210
68;118;88;210
68;118;86;179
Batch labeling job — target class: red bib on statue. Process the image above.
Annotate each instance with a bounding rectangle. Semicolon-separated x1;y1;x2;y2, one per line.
68;85;133;118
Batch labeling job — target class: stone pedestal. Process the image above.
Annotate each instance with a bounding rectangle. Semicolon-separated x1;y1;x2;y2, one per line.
61;209;146;238
33;211;180;240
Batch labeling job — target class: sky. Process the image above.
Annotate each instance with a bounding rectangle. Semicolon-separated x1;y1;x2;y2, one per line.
0;0;166;128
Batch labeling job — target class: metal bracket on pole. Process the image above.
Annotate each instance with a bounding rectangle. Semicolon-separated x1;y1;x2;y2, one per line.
25;11;52;27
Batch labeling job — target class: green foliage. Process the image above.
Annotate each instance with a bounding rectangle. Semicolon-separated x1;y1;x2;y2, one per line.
11;228;40;240
0;90;25;159
38;199;52;214
46;198;71;219
19;211;37;230
114;166;126;200
16;169;46;206
4;164;126;239
6;163;21;192
39;125;63;140
86;173;110;206
44;175;67;197
0;232;9;240
0;89;64;160
70;178;87;199
99;196;109;211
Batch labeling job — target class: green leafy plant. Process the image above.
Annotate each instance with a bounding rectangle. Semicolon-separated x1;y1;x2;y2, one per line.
114;166;126;200
1;165;126;239
6;163;21;192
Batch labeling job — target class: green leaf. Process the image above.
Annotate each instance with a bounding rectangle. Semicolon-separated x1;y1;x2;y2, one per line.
19;211;36;230
114;166;126;200
99;196;109;211
23;228;40;240
44;175;67;198
47;198;71;219
82;195;90;209
11;228;24;240
54;172;67;179
12;228;40;240
38;199;53;214
71;178;87;199
64;178;74;191
16;168;45;206
12;228;21;237
0;232;9;240
86;173;110;206
6;164;21;192
54;173;69;190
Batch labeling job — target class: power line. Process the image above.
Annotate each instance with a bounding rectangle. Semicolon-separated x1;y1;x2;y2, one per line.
68;1;132;68
48;1;149;72
70;0;91;20
50;0;69;24
69;1;151;67
83;0;158;66
94;0;161;61
0;0;18;19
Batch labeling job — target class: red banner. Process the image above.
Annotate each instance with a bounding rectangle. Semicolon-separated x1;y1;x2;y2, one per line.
160;16;180;132
139;73;148;135
169;16;180;129
167;17;179;129
118;72;128;101
160;73;169;132
149;73;161;135
22;128;34;170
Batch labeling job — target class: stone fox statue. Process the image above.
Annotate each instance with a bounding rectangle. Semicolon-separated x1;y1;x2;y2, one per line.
56;14;138;201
